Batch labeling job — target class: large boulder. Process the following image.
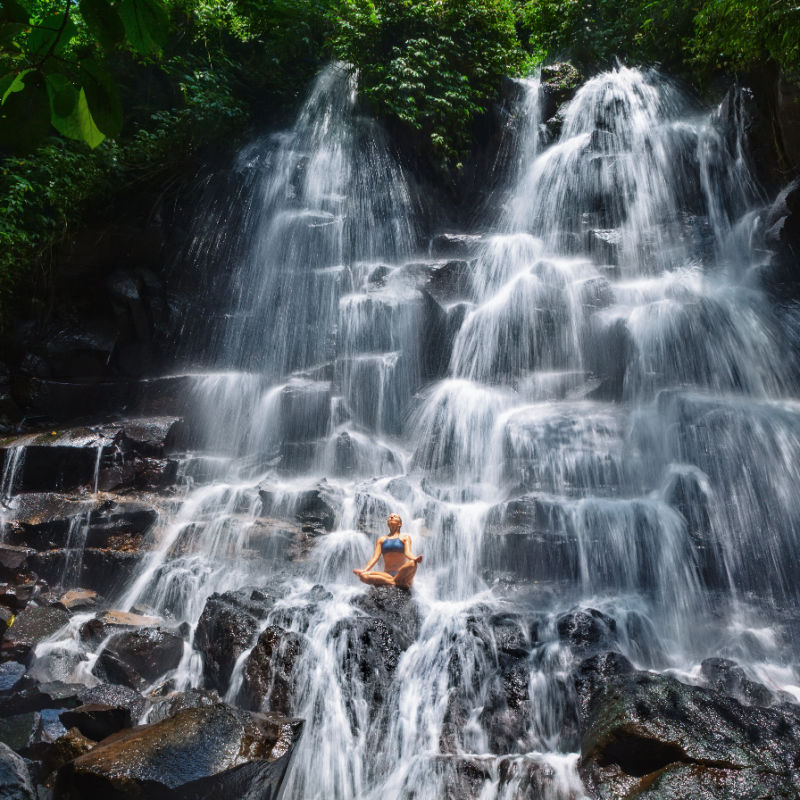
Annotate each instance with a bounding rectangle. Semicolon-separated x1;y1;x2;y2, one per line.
77;684;147;725
575;652;800;799
1;605;70;664
59;703;130;742
54;703;303;800
194;587;278;692
93;628;184;690
0;741;36;800
240;626;303;714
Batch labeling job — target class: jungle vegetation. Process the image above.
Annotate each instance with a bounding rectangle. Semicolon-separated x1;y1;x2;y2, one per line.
1;0;798;321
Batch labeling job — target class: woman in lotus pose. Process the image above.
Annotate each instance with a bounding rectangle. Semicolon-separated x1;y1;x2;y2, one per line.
354;513;422;588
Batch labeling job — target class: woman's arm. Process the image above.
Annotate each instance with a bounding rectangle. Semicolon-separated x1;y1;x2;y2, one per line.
402;535;422;563
354;537;384;574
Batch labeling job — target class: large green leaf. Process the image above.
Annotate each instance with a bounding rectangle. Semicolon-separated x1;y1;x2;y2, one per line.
79;0;124;51
51;86;105;148
0;68;33;104
45;72;78;117
118;0;168;55
27;11;78;59
0;71;50;152
79;58;122;137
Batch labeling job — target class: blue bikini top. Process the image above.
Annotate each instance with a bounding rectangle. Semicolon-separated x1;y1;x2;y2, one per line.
382;537;404;553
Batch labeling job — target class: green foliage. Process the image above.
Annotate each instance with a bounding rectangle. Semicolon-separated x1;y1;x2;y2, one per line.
335;0;529;166
514;0;800;78
0;0;173;152
690;0;800;75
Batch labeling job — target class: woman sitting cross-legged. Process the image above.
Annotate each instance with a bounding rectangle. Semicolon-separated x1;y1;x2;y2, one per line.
353;513;422;588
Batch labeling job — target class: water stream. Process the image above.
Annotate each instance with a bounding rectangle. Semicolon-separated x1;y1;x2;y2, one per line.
22;63;800;796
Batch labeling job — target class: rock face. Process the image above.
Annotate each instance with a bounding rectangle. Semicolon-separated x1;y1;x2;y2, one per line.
1;606;70;664
93;627;185;690
194;587;278;692
54;703;303;800
0;741;36;800
240;626;303;714
575;652;800;799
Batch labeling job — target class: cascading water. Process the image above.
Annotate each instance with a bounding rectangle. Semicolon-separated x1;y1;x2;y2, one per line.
24;62;800;797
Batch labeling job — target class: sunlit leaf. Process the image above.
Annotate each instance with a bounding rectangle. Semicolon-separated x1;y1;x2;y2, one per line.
27;12;78;59
1;68;32;104
80;58;122;137
51;87;105;148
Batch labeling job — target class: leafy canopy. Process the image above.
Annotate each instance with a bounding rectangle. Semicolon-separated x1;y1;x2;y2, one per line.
0;0;171;151
335;0;529;166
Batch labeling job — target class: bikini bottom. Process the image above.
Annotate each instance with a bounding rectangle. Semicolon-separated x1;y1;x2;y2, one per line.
387;569;399;577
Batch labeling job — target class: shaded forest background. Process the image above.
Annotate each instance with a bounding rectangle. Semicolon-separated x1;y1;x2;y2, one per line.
1;0;798;332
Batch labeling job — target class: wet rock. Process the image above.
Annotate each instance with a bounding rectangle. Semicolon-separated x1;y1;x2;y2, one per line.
78;550;145;598
56;590;100;613
700;657;774;707
577;660;800;799
479;659;533;752
54;703;303;800
431;755;494;800
662;466;721;587
333;608;414;706
0;606;13;637
0;545;35;580
0;741;36;800
420;289;452;380
240;626;303;714
59;703;129;742
146;689;219;725
39;727;95;785
21;707;69;757
483;495;579;583
0;682;82;717
77;684;146;725
0;711;38;751
0;662;27;695
93;628;184;690
84;501;158;548
429;233;483;259
585;228;622;265
352;586;421;643
0;581;40;612
540;62;583;119
764;178;800;289
557;608;618;656
195;587;278;692
80;610;160;645
1;606;70;664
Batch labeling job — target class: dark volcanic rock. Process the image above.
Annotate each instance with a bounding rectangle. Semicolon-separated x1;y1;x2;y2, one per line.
146;689;220;725
352;586;421;643
0;545;35;580
0;681;82;717
54;703;303;800
0;711;38;751
557;608;618;656
59;703;130;741
0;662;27;695
0;741;36;800
333;594;417;707
576;654;800;799
429;233;483;259
93;628;184;690
195;587;278;692
39;727;96;785
77;684;147;725
700;657;774;707
240;627;303;714
1;605;70;663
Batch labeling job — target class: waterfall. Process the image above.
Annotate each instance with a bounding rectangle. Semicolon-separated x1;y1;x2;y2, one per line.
25;63;800;797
